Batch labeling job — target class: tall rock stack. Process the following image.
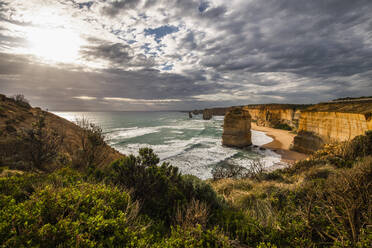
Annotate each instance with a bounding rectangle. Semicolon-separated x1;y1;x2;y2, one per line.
222;108;252;147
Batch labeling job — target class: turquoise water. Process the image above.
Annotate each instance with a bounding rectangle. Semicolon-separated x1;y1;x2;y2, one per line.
54;111;281;179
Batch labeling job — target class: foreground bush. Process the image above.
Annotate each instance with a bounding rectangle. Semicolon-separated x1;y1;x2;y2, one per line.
158;225;232;248
108;148;222;225
0;182;149;247
301;156;372;247
1;137;371;247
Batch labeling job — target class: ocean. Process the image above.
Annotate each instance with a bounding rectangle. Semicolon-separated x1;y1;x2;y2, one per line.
54;111;281;179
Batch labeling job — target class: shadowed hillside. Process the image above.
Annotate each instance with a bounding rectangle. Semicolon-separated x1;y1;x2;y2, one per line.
0;94;122;171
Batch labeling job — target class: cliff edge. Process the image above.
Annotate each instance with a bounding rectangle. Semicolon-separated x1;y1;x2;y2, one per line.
292;101;372;153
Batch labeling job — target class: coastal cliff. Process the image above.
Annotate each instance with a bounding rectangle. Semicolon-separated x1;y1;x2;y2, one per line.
198;100;372;154
293;101;372;153
243;104;309;130
197;104;308;128
222;108;252;147
202;107;230;120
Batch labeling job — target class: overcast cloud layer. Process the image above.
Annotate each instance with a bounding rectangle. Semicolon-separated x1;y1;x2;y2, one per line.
0;0;372;111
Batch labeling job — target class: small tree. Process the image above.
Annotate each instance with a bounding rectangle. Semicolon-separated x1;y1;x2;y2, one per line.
12;94;31;108
23;111;64;171
212;159;265;180
73;118;108;170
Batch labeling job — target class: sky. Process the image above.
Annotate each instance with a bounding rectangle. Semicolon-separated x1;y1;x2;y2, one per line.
0;0;372;111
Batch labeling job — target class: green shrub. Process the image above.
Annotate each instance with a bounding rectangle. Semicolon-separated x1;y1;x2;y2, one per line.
0;174;42;202
273;123;292;131
182;175;223;211
108;148;223;226
0;182;149;247
257;242;278;248
345;131;372;160
299;157;372;247
212;209;264;247
158;225;232;248
109;150;185;224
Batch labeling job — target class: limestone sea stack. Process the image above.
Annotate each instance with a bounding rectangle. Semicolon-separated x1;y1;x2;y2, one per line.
222;108;252;147
203;109;213;120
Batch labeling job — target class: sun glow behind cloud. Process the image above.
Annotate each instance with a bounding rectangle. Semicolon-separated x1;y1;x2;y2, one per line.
26;27;82;63
1;0;372;111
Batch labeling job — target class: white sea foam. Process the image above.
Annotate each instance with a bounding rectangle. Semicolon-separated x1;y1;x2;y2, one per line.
103;114;285;179
162;120;206;130
115;133;281;180
212;116;224;121
106;127;160;141
116;136;218;160
165;140;237;179
170;130;184;134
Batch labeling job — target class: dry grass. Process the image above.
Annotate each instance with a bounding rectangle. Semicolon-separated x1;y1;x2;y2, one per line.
175;199;209;228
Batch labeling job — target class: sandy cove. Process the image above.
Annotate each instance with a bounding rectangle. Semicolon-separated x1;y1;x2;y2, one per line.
251;123;308;164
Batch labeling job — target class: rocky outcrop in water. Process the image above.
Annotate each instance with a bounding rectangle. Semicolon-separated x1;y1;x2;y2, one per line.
203;110;213;120
292;101;372;153
222;108;252;147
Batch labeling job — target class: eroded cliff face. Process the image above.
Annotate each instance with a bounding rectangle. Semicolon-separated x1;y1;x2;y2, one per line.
293;101;372;153
222;108;252;147
243;104;308;130
202;107;230;120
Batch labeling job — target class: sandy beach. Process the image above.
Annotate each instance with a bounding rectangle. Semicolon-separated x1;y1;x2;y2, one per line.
251;123;308;164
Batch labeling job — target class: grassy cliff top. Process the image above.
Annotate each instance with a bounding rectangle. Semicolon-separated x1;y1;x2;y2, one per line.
303;100;372;114
244;103;312;110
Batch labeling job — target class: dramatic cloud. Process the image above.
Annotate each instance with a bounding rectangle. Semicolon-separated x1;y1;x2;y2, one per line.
0;0;371;110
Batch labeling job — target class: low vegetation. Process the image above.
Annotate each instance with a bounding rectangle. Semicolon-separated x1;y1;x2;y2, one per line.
0;95;371;247
11;94;31;109
273;123;292;131
210;131;372;247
